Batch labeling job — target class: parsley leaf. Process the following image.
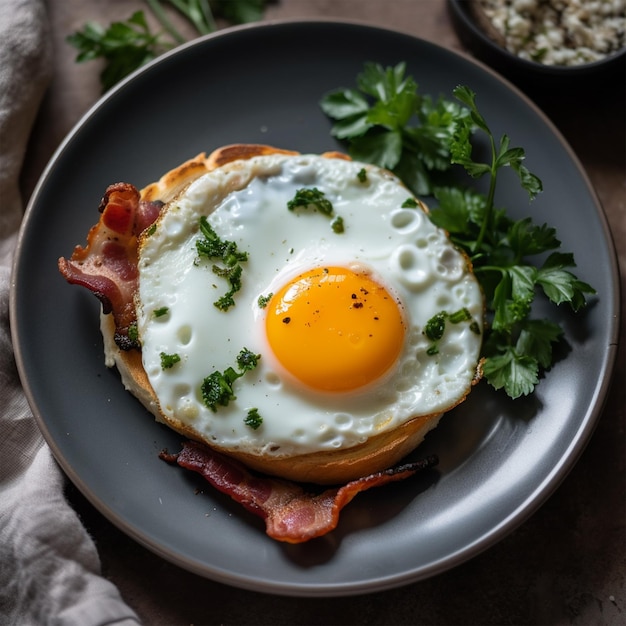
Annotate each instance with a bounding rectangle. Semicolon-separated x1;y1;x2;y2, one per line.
68;1;270;92
67;11;169;92
537;253;595;310
213;0;267;25
444;85;594;396
321;63;596;399
481;346;539;399
482;318;562;398
320;62;471;195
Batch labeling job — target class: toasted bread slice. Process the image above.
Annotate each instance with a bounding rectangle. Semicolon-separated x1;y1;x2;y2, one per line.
100;144;469;484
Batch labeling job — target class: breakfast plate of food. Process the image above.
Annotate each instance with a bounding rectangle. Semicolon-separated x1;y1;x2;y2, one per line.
11;20;618;595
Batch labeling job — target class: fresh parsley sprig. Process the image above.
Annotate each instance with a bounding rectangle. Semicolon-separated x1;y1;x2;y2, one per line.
67;11;170;92
321;63;596;399
432;86;595;398
448;86;543;251
320;61;472;196
68;1;269;92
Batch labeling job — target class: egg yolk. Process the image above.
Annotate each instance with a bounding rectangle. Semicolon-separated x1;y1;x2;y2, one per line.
265;266;405;392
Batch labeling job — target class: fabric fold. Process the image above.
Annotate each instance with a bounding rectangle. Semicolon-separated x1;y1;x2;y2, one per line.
0;0;140;623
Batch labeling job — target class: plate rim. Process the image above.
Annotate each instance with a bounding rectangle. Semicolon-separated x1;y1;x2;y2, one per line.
10;18;621;596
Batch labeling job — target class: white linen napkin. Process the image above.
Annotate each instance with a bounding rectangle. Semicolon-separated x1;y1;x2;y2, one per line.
0;1;140;623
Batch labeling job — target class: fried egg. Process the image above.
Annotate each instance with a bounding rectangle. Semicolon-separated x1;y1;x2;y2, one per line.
136;153;483;458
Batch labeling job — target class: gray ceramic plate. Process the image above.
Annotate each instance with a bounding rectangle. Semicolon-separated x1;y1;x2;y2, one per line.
11;20;619;596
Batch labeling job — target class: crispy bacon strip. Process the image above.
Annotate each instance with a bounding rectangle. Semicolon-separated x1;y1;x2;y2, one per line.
160;440;438;543
58;183;163;349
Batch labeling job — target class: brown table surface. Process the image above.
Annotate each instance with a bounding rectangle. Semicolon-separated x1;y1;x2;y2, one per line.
21;1;624;624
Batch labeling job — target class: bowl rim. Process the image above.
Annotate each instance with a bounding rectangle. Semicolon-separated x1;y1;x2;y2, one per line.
447;0;626;76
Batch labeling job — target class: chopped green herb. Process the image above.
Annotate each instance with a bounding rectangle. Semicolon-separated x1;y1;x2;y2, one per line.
153;306;169;317
201;369;237;412
236;347;261;372
196;216;248;311
244;407;263;430
424;308;480;356
287;187;334;216
448;307;473;324
200;348;261;412
212;263;243;312
257;293;273;308
424;312;447;342
146;223;157;236
401;197;418;208
127;321;139;343
197;216;248;265
160;351;181;369
287;187;346;234
331;215;345;234
357;167;368;182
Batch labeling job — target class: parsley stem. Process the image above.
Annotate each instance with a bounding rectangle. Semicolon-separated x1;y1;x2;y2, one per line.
473;265;505;275
166;0;217;34
145;0;186;43
475;133;498;251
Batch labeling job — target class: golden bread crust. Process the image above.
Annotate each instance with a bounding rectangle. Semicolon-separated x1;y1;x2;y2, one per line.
103;144;464;484
140;145;351;204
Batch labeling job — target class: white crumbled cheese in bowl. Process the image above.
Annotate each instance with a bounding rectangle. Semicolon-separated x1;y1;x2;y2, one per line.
477;0;626;66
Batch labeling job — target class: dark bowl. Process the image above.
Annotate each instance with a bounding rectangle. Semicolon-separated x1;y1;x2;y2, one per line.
447;0;626;96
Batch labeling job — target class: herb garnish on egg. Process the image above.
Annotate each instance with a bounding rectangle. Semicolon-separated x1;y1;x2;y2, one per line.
424;309;481;356
330;215;345;234
86;147;484;483
127;321;139;345
196;215;248;311
160;352;181;369
257;293;273;309
200;348;261;412
287;187;334;215
287;187;345;233
244;408;263;430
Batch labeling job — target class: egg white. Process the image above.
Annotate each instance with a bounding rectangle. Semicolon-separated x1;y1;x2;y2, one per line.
136;153;483;457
